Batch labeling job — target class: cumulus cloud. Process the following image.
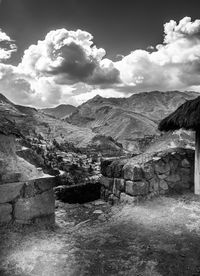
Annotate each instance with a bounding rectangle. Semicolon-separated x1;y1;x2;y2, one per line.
0;63;76;107
1;18;200;108
19;29;120;85
115;16;200;93
0;29;17;60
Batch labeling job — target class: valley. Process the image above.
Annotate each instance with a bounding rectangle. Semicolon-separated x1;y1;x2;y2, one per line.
0;90;200;276
0;90;198;155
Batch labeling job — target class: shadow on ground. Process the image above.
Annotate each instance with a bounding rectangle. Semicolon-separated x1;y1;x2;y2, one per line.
1;193;200;276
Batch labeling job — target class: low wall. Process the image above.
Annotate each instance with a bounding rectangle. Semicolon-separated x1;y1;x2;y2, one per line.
100;148;194;204
0;177;55;225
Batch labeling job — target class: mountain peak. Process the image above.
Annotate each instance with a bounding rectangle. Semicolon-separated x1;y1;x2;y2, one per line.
41;104;77;119
93;94;102;99
0;93;12;104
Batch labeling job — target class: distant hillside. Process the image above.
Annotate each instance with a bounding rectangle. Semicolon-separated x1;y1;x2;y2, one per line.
0;93;37;117
0;93;95;147
0;91;199;153
41;104;77;119
67;91;199;151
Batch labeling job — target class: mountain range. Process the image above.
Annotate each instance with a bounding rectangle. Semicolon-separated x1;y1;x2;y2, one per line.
0;93;95;147
67;91;199;151
41;104;77;119
0;90;199;152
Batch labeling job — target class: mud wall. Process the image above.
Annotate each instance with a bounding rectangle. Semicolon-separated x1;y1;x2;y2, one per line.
0;177;55;225
100;148;194;204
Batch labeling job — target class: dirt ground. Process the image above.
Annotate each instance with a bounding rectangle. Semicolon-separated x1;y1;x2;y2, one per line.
1;193;200;276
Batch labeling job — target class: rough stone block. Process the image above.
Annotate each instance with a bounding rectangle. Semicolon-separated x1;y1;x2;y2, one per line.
155;160;170;174
167;181;176;188
162;155;170;164
112;163;124;178
125;180;149;196
125;181;135;195
104;188;112;199
99;176;113;189
143;162;155;180
113;178;125;193
160;189;167;195
158;174;168;180
169;158;179;173
0;203;12;223
136;181;149;195
108;194;119;205
165;174;181;183
180;167;192;175
101;160;113;176
181;158;191;168
0;182;24;203
159;179;168;191
149;179;154;192
106;165;113;178
123;165;143;181
35;177;55;192
173;180;190;191
149;178;159;192
14;190;55;221
120;193;137;204
181;174;193;187
24;181;38;198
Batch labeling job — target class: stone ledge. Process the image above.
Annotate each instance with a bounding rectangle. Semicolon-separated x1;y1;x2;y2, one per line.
23;177;55;198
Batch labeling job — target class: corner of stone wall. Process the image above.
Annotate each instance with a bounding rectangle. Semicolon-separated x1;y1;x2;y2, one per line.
0;177;55;226
100;148;194;205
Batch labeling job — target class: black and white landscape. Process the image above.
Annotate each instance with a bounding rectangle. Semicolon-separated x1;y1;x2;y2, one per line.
1;1;200;275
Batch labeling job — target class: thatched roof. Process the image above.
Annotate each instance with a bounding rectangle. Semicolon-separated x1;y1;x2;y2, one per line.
158;96;200;132
0;117;22;137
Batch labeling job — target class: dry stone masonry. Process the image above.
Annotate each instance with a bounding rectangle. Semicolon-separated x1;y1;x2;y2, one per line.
0;177;55;225
100;148;194;204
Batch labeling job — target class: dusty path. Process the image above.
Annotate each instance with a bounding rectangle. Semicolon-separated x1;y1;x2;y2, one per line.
1;193;200;276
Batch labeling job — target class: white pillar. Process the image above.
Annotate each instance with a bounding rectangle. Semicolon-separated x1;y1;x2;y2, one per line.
195;130;200;195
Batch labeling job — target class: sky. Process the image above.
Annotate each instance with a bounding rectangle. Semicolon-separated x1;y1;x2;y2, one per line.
0;0;200;107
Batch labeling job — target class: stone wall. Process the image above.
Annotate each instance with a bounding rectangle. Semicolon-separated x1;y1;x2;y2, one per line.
0;177;55;225
100;148;194;204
